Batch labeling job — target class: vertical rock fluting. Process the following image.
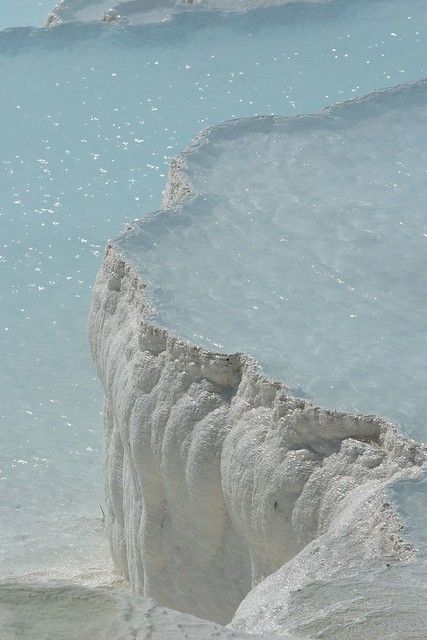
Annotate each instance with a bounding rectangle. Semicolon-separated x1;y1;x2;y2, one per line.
89;246;425;625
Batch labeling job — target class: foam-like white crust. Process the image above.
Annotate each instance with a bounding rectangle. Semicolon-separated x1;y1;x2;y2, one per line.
89;84;426;635
89;151;426;635
46;0;328;26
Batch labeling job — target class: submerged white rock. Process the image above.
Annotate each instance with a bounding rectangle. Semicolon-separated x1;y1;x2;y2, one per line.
46;0;328;26
0;583;273;640
89;81;426;637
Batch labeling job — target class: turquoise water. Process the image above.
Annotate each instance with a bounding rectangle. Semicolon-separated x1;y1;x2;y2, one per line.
0;0;426;580
118;80;427;441
0;1;53;30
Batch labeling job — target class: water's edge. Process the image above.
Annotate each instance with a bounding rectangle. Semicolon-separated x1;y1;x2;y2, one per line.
88;92;426;633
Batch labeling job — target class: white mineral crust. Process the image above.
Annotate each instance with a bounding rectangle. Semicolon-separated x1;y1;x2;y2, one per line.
0;583;276;640
46;0;329;26
89;132;426;636
89;82;426;637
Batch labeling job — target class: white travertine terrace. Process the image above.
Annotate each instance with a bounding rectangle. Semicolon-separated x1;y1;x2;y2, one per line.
90;247;425;630
46;0;328;26
89;82;426;637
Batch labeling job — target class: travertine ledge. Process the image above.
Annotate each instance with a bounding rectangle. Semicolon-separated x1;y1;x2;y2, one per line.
89;86;426;634
89;246;424;625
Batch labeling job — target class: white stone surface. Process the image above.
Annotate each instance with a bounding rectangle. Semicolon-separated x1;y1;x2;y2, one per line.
0;583;274;640
88;81;426;636
46;0;328;26
89;247;425;629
